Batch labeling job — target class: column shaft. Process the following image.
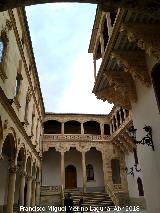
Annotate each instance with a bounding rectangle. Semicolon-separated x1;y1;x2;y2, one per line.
61;123;64;135
6;166;17;213
81;123;84;134
31;180;36;206
61;152;65;188
35;181;40;205
82;151;86;193
19;174;26;206
26;177;32;207
100;123;104;135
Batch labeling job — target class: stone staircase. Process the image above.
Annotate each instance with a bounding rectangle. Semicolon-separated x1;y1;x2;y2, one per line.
64;189;115;210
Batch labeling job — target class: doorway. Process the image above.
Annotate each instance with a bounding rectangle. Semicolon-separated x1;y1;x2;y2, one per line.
65;165;77;189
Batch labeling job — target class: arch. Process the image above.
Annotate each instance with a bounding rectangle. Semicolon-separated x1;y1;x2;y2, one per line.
32;162;36;178
83;121;101;135
26;156;32;176
43;120;61;134
65;165;77;189
111;159;121;184
151;63;160;111
17;147;26;169
137;177;144;196
64;120;81;134
86;164;94;181
2;133;16;161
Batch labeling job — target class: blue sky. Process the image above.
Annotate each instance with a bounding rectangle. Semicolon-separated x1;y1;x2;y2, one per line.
26;3;113;114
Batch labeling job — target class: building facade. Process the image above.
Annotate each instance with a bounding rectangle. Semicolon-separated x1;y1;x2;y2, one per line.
0;8;44;213
89;6;160;213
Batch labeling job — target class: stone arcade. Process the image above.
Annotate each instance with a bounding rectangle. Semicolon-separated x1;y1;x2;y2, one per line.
0;2;160;213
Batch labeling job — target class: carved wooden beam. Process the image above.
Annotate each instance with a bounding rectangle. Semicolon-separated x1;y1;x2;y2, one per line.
120;24;160;60
111;51;151;87
95;85;131;109
105;71;137;103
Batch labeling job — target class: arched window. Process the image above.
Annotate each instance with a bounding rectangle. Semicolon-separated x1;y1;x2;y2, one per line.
83;121;101;135
137;177;144;196
111;159;121;184
43;120;61;134
15;73;22;97
0;38;4;62
86;164;94;181
64;120;81;134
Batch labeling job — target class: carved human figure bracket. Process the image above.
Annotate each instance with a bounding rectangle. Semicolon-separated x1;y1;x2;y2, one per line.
95;85;131;109
105;70;137;103
111;51;151;87
120;24;160;60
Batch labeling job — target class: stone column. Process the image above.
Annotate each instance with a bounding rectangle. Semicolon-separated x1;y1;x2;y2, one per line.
35;180;40;205
82;151;86;193
81;123;84;134
19;171;26;206
100;32;104;55
6;165;17;213
93;58;96;80
26;176;32;207
112;120;115;132
109;123;112;135
61;151;65;188
119;110;123;125
31;179;36;206
61;123;64;135
100;123;104;135
123;109;127;120
115;114;118;129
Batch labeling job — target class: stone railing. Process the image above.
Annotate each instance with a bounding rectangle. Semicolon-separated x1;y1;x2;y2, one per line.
43;134;110;142
110;117;132;140
106;183;120;206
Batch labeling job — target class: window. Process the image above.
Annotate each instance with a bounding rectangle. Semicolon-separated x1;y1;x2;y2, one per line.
152;64;160;111
0;38;4;63
133;148;138;165
86;164;94;181
137;177;144;196
15;74;22;97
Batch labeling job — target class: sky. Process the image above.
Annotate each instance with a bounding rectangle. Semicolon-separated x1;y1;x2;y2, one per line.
26;3;113;114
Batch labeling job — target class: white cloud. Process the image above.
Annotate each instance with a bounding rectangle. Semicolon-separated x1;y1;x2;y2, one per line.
57;53;113;114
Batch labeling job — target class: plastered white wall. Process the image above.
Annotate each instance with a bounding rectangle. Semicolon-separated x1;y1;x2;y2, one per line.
131;54;160;213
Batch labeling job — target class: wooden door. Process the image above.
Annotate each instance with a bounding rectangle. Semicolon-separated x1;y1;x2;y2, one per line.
65;165;77;189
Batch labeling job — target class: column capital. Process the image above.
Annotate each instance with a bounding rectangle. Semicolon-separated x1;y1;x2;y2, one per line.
9;165;17;174
26;175;33;181
19;170;26;177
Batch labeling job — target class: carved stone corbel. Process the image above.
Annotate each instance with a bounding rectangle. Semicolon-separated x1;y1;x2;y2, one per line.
111;50;151;87
105;71;137;103
95;85;131;109
120;24;160;60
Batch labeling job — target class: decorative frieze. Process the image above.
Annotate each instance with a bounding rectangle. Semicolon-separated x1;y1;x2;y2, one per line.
43;134;109;142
